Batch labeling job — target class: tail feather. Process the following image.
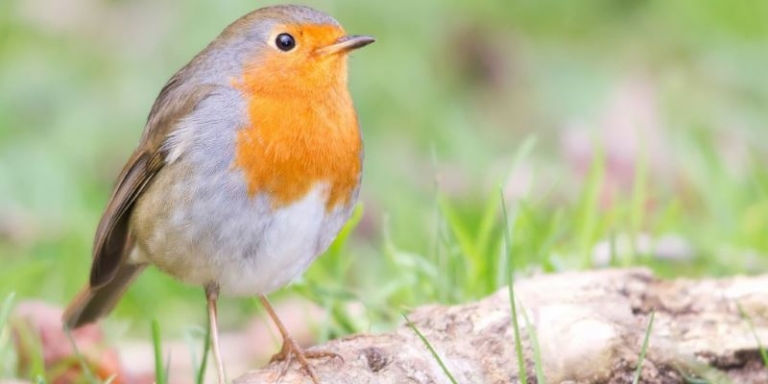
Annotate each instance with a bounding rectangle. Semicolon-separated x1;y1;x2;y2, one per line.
63;263;147;329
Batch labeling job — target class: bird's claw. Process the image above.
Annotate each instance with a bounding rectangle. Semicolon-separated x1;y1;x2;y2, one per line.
269;337;343;384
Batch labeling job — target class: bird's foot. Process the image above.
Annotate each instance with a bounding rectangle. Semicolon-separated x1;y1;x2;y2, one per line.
269;335;342;384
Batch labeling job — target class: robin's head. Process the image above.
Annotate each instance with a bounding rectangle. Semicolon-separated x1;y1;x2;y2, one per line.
219;6;369;211
218;5;374;94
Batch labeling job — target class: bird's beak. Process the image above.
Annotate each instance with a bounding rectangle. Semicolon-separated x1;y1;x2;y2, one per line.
319;35;375;55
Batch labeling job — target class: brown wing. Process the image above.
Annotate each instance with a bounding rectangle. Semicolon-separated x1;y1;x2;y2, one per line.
89;71;216;288
89;151;161;287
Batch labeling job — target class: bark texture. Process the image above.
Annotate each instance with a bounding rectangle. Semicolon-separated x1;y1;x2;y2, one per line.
235;268;768;384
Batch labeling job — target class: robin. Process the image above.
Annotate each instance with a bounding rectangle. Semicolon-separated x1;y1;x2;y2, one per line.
62;5;373;383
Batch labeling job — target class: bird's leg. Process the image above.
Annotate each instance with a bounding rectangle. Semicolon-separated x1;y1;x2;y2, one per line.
206;284;226;384
260;295;338;384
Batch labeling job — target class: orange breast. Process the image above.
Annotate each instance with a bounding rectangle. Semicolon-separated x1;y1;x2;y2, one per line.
233;43;362;212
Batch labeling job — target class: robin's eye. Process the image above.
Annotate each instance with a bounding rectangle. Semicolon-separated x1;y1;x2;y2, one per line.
275;33;296;51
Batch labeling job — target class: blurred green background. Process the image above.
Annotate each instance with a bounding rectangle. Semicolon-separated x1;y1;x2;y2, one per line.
1;0;768;351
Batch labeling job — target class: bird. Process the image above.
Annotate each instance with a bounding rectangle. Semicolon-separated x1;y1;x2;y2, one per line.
62;5;373;383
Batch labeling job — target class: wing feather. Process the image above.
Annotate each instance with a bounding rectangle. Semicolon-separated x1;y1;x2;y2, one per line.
89;71;216;288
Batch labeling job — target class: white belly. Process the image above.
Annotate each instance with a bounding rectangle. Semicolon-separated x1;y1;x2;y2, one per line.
215;184;350;295
131;165;355;296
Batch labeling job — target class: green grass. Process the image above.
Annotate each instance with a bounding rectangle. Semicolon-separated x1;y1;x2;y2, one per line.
180;325;211;384
521;307;546;384
403;312;459;384
196;324;211;384
64;329;99;384
1;0;768;382
0;293;17;379
501;191;529;383
152;319;169;384
10;312;45;380
737;303;768;367
633;311;655;384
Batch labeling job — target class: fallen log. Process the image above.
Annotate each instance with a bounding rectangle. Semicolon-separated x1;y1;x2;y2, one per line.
235;268;768;384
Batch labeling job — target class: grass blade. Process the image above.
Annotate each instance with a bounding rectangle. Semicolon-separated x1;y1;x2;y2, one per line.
196;323;211;384
576;143;605;267
629;135;648;259
402;312;458;384
500;190;529;383
521;306;546;384
0;293;17;378
438;195;480;263
152;319;167;384
64;329;99;383
16;322;45;379
632;311;655;384
164;352;172;384
737;303;768;366
0;292;14;333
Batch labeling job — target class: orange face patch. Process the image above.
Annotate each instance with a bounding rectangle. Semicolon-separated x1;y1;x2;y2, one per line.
233;23;362;212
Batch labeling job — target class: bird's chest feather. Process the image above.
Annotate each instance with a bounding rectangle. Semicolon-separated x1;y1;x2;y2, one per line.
234;88;361;212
